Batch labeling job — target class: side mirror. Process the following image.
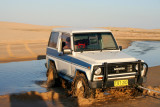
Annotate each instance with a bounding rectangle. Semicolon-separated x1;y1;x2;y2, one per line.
63;49;72;54
119;46;122;51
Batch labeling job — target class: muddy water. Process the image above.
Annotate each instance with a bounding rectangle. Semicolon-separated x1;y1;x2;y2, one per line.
123;41;160;67
0;41;160;95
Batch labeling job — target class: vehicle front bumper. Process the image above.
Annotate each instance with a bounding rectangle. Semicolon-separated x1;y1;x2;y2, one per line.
88;77;147;89
89;60;148;89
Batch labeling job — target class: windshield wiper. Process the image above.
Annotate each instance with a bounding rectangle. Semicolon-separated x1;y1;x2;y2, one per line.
80;49;83;53
79;48;101;52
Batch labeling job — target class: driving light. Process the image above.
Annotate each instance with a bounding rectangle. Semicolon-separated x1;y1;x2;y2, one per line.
135;64;144;71
135;64;138;70
95;68;101;75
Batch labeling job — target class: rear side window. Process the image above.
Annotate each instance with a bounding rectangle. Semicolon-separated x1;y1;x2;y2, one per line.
48;32;59;48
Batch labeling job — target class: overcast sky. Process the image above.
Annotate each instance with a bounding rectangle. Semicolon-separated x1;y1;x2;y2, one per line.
0;0;160;29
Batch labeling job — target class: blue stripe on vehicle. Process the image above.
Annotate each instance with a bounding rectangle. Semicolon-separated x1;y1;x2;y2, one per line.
47;48;91;69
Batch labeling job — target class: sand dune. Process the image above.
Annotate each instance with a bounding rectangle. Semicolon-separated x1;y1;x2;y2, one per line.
101;27;160;49
0;21;61;44
0;22;62;62
0;21;160;63
1;21;160;45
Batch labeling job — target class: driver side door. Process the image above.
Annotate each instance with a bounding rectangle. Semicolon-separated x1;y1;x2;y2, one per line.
56;33;72;76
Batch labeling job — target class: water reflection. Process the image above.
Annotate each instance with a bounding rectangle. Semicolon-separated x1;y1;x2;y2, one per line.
123;41;160;67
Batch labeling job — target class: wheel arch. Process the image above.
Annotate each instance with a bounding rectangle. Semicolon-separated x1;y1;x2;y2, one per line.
47;59;58;78
74;69;89;83
47;59;57;69
73;69;91;98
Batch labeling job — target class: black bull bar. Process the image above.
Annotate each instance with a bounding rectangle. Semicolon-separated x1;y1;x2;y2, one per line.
91;60;148;88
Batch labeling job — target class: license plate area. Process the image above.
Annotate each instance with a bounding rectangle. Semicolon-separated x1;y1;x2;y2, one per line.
114;79;128;87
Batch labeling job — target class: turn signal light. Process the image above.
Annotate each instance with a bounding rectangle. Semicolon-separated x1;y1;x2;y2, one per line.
95;77;103;80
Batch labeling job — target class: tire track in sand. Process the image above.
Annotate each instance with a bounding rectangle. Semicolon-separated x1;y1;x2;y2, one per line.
6;44;14;57
24;43;36;56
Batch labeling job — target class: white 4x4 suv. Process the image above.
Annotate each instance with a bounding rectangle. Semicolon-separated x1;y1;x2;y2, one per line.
46;27;148;97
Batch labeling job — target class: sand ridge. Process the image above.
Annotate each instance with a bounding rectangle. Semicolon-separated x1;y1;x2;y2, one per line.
0;22;62;63
0;21;160;63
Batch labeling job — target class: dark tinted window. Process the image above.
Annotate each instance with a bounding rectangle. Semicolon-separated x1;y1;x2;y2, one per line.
48;32;59;48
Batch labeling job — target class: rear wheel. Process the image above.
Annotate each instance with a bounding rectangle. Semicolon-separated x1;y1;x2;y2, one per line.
73;74;90;98
47;63;56;87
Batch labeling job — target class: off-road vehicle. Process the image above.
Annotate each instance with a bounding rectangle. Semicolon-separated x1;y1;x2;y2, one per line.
45;27;148;97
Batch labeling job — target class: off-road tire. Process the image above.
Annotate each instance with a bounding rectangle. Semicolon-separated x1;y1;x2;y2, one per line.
73;74;90;98
47;63;56;88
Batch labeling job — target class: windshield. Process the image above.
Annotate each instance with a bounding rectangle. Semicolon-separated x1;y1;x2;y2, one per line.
73;32;118;52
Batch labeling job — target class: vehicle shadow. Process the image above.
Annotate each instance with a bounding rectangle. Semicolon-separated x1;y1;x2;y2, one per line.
9;87;79;107
9;91;48;107
46;83;80;107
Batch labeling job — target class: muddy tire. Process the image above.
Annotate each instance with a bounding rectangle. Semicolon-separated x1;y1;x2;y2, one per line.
73;74;90;98
47;63;56;88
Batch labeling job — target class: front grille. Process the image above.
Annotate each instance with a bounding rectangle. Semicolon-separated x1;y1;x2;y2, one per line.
107;63;137;74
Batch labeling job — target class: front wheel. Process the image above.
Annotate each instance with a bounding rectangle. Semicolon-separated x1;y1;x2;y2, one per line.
73;74;90;98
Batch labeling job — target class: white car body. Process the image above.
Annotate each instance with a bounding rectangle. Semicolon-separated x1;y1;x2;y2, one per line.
46;27;148;88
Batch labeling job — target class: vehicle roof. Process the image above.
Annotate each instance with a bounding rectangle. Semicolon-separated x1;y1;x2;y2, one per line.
52;27;111;34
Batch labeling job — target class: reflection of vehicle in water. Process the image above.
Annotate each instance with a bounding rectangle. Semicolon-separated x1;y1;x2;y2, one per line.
45;27;148;97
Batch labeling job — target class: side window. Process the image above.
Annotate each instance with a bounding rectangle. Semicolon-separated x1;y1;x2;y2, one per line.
48;32;59;48
61;33;71;50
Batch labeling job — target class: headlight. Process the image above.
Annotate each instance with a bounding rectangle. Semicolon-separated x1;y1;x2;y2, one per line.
95;68;101;75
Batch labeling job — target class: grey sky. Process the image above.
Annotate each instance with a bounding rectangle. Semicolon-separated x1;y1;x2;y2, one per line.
0;0;160;29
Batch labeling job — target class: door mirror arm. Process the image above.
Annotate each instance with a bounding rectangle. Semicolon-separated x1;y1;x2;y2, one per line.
119;46;122;51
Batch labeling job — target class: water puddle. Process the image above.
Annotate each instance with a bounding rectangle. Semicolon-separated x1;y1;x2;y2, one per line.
123;41;160;67
0;41;160;95
0;60;47;95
